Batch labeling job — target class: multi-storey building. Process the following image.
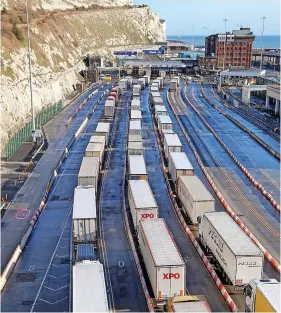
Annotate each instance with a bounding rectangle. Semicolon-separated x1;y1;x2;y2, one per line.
205;28;255;69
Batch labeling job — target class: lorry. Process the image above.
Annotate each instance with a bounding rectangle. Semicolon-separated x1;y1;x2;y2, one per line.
128;180;158;228
130;110;142;121
73;260;109;312
128;141;143;155
119;78;129;90
85;142;104;161
128;154;147;180
129;120;141;136
168;152;194;183
198;212;264;286
104;99;115;119
95;122;111;146
158;115;173;131
73;186;97;243
78;157;100;191
163;133;182;161
244;279;280;312
138;218;186;300
178;176;214;225
166;296;211;312
131;99;141;111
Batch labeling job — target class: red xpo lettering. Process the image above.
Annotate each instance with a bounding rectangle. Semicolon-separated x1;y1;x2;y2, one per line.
163;273;180;280
141;213;154;219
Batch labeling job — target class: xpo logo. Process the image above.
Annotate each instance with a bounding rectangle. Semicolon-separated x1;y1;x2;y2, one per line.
163;273;180;280
141;213;155;219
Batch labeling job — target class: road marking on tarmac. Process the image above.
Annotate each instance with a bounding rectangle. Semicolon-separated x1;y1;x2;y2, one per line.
15;209;31;220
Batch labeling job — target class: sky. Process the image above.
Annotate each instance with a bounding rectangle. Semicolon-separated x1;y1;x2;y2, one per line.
133;0;280;36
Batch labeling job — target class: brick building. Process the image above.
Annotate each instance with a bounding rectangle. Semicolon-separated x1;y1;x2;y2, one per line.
205;28;255;69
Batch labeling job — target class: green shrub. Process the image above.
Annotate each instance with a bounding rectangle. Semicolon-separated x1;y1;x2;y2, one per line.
12;22;24;42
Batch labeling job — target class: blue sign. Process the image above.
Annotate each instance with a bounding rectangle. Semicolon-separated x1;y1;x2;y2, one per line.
114;51;137;56
143;49;165;55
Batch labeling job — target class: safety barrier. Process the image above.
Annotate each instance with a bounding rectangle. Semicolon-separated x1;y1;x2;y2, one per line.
210;87;280;160
0;90;107;292
152;95;238;312
187;85;280;213
166;89;280;273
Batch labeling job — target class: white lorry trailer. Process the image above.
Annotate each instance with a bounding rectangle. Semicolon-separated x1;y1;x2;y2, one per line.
73;186;97;243
138;218;186;300
198;212;264;286
163;133;182;161
128;154;147;180
128;180;158;228
78;157;100;191
95;122;111;146
169;152;194;183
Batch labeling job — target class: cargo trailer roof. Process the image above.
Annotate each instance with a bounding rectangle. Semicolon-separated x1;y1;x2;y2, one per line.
134;84;141;88
140;218;184;266
164;133;182;146
86;142;104;152
151;92;161;97
128;155;147;175
131;110;142;119
96;122;110;133
128;134;143;142
90;135;106;143
78;157;99;178
204;212;263;256
170;152;194;170
258;282;281;311
73;261;108;312
128;141;143;150
172;301;210;312
151;87;159;91
159;115;172;124
179;176;213;201
131;99;141;106
130;120;141;130
153;97;164;104
120;79;128;82
162;129;174;135
73;186;96;219
129;180;157;209
155;105;167;112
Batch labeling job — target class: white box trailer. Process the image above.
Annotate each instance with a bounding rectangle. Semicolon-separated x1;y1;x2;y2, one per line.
128;155;147;180
131;99;141;111
163;133;182;160
73;186;97;243
158;115;173;131
78;157;100;191
73;260;109;313
137;78;145;90
151;86;159;92
156;78;163;89
138;218;186;299
171;298;211;312
104;99;115;119
119;78;129;90
89;135;106;146
128;141;143;155
95;122;111;146
130;110;142;120
169;152;194;183
170;80;178;90
155;105;168;118
128;180;158;228
159;70;166;79
129;120;141;136
125;76;133;87
133;84;141;94
161;129;174;142
143;75;150;85
151;91;161;98
174;76;180;86
152;96;164;106
128;134;142;142
177;176;214;225
198;212;264;286
85;142;104;161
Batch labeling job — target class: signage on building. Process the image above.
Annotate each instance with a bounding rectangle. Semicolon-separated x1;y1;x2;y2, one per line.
143;49;165;55
114;51;137;56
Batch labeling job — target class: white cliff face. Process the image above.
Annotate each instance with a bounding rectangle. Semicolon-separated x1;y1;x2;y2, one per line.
1;0;133;10
1;5;166;149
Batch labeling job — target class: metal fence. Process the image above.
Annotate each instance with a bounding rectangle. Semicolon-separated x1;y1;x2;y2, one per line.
5;100;63;160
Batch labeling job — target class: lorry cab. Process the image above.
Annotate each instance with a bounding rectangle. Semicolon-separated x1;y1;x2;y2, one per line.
244;279;280;312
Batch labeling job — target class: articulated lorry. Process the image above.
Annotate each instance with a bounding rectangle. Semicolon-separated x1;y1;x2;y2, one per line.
165;296;211;312
244;279;280;312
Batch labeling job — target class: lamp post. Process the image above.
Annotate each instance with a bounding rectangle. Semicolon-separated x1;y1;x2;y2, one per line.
25;0;35;142
260;16;266;72
223;18;227;71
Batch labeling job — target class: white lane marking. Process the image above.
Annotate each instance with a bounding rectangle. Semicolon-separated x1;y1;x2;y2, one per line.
118;261;124;268
43;285;68;291
28;265;35;271
48;274;68;279
38;297;68;305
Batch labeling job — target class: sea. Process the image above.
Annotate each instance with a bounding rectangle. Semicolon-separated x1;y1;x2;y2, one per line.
167;35;280;49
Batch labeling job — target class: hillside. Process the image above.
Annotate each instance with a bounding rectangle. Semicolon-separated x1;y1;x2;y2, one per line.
1;1;165;150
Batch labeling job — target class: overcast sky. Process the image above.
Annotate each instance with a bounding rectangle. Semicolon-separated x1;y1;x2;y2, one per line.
133;0;280;36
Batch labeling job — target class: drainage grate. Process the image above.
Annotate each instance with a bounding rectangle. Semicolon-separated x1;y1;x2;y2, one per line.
22;301;34;305
16;273;37;283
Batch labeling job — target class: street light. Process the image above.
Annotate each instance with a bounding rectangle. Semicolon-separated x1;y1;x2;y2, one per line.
25;0;35;142
223;18;227;71
260;16;266;72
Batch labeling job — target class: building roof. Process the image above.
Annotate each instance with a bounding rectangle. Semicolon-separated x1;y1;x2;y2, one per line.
124;60;186;68
220;69;266;78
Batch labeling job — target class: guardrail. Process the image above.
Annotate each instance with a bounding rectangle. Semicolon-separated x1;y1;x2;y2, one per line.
166;88;280;274
154;93;238;312
0;91;107;292
196;84;280;213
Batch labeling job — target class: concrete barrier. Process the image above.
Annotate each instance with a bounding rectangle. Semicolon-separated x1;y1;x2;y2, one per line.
167;89;280;273
0;89;108;292
153;95;238;312
192;86;280;213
